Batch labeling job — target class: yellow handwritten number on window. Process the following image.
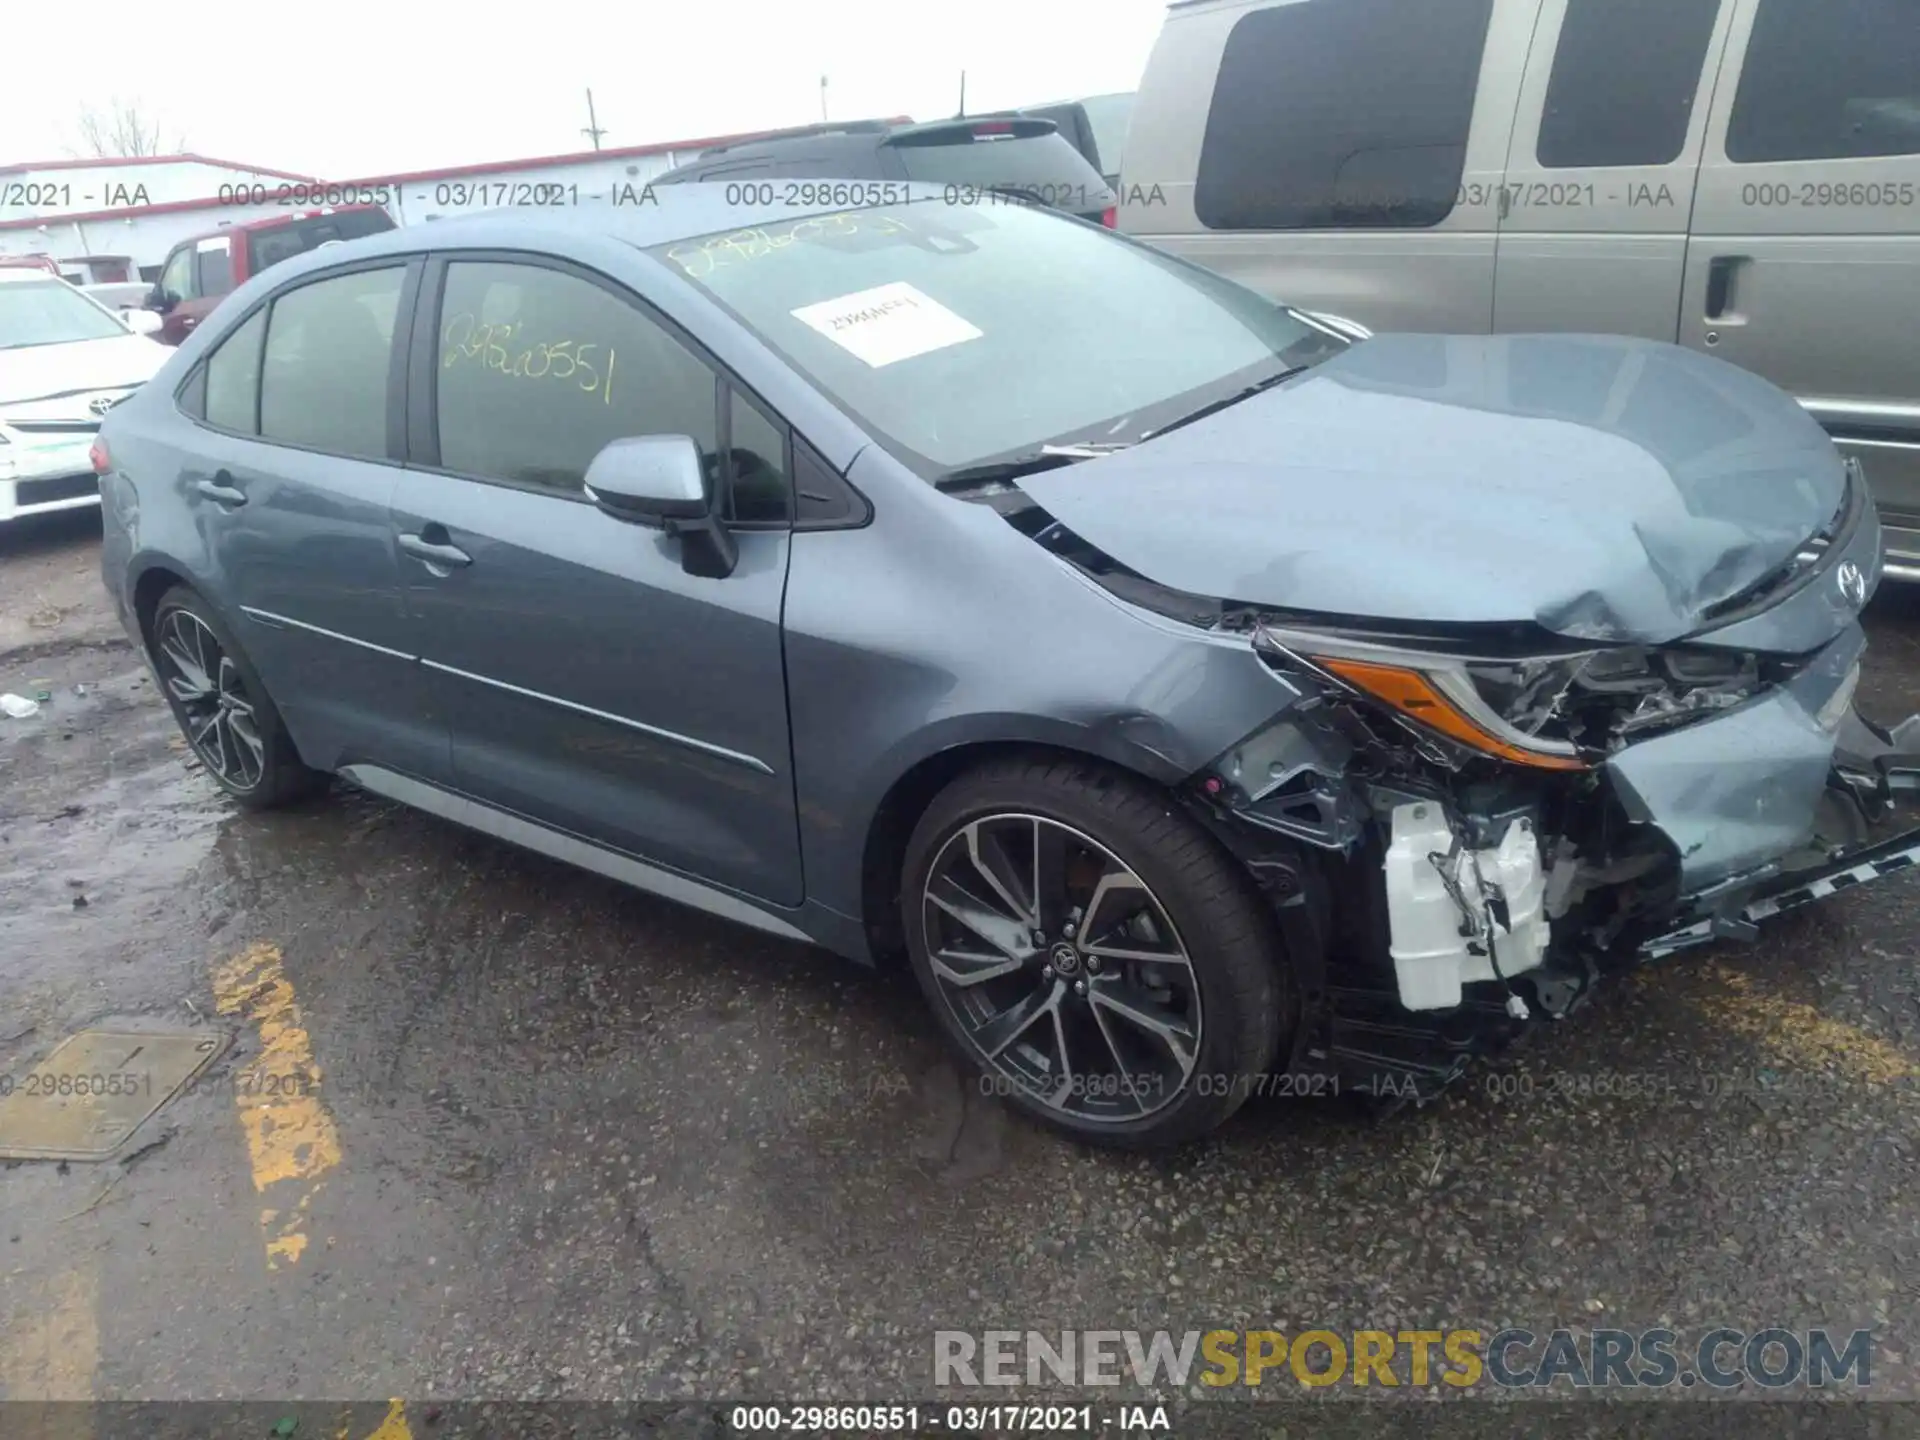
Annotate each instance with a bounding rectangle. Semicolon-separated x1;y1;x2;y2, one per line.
441;312;616;405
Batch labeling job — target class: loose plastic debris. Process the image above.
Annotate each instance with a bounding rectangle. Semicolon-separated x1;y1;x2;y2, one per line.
1;694;41;719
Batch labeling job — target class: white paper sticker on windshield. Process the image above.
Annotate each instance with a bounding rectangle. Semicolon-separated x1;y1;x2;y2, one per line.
789;282;982;368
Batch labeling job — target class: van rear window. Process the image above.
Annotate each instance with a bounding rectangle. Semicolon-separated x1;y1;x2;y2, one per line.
249;210;395;273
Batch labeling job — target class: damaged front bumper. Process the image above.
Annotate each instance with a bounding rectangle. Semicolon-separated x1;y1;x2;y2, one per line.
1194;617;1920;1104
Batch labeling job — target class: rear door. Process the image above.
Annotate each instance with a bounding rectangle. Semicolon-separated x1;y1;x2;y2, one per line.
1494;0;1735;339
1681;0;1920;562
1121;0;1535;334
172;259;442;779
391;253;804;905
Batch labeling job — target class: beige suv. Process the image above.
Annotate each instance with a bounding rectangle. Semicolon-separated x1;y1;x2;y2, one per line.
1121;0;1920;576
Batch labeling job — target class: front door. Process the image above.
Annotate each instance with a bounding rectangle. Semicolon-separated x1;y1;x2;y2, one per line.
392;255;804;905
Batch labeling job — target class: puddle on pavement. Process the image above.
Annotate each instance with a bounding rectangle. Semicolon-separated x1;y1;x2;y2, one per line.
0;1026;229;1161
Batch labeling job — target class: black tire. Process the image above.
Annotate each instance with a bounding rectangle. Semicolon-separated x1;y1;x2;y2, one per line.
148;585;327;810
901;756;1290;1149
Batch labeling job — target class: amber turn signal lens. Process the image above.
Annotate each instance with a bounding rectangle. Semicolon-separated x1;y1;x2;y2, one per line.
1313;656;1588;772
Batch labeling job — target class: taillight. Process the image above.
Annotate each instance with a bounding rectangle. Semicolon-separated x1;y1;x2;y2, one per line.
972;120;1015;136
89;437;111;475
1101;206;1117;229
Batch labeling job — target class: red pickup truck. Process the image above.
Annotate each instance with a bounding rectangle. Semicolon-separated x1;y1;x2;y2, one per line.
146;205;395;345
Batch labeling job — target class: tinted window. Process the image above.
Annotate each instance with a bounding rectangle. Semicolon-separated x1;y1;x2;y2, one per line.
726;391;789;524
204;308;265;433
1729;0;1920;162
1195;0;1494;230
196;240;235;297
1538;0;1723;168
434;261;719;493
250;210;395;274
259;267;402;459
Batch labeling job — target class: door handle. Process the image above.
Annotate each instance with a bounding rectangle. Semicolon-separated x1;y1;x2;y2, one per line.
194;473;247;507
1705;256;1749;322
398;530;472;570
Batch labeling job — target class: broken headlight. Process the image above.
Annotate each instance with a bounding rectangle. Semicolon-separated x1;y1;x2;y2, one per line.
1256;627;1772;769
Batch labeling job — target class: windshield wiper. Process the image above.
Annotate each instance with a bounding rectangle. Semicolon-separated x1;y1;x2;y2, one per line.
1144;365;1310;440
933;443;1132;493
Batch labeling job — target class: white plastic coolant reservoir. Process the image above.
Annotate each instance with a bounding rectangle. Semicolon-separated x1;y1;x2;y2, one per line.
1383;803;1549;1011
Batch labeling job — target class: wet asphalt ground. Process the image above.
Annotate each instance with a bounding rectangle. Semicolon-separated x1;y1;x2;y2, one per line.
3;507;1920;1419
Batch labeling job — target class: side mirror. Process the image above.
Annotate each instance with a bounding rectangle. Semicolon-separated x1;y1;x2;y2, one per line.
145;285;174;313
123;308;163;336
584;435;738;579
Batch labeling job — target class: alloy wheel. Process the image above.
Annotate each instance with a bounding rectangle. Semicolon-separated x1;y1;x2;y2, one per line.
154;608;266;792
921;813;1203;1123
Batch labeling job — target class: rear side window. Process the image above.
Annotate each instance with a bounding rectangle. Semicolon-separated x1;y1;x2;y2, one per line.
1538;0;1723;168
204;308;265;433
259;266;403;459
1195;0;1494;230
1728;0;1920;162
433;261;720;495
195;239;235;297
250;210;395;274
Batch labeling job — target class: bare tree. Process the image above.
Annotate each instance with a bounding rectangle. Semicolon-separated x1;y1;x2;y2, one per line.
74;99;186;159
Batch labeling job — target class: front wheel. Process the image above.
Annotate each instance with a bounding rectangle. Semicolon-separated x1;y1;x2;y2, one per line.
901;757;1291;1148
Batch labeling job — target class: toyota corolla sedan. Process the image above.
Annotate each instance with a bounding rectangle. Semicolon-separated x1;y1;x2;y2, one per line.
96;189;1920;1147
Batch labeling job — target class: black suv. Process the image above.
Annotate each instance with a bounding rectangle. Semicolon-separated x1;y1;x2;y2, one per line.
652;118;1118;225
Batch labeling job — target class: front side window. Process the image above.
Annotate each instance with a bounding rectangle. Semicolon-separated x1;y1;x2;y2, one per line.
259;266;403;460
1538;0;1724;169
0;279;128;349
159;248;194;302
433;261;720;494
1195;0;1494;230
1729;0;1920;162
652;200;1344;478
204;308;266;433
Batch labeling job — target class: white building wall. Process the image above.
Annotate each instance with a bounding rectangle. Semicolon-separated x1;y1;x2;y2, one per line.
0;159;311;219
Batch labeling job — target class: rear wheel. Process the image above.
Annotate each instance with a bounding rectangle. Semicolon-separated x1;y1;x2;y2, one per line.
149;586;326;809
901;757;1290;1148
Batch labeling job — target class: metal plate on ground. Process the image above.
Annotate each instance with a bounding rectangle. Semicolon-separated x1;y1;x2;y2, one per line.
0;1028;229;1161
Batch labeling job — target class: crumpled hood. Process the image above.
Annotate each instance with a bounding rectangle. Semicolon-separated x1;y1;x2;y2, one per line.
1020;333;1848;645
0;333;165;409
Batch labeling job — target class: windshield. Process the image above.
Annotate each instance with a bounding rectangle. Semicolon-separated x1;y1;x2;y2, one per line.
650;200;1341;478
0;279;128;349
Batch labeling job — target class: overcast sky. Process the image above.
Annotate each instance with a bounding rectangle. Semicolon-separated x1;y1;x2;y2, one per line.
4;0;1169;177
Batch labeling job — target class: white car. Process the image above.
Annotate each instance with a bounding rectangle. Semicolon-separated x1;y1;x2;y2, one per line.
0;269;166;522
79;282;165;337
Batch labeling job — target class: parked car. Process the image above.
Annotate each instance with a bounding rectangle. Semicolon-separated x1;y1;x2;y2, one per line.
0;270;164;523
146;205;396;346
1005;92;1137;188
653;118;1118;224
96;191;1920;1147
1121;0;1920;577
82;282;164;336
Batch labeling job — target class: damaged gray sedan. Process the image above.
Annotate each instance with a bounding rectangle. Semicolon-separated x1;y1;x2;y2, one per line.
97;192;1920;1148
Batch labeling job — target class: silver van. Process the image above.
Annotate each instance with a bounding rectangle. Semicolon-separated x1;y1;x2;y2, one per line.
1121;0;1920;575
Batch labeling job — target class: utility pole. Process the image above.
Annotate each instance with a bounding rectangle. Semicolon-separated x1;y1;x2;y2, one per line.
957;70;967;118
819;75;829;122
581;88;607;151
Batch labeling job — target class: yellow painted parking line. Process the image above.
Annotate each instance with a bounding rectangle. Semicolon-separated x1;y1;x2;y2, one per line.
0;1263;97;1435
1690;962;1918;1085
212;942;341;1269
360;1399;413;1440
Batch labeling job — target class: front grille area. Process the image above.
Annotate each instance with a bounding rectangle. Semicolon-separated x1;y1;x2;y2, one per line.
16;474;99;506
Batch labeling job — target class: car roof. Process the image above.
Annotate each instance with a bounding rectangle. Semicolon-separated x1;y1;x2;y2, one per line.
0;267;68;284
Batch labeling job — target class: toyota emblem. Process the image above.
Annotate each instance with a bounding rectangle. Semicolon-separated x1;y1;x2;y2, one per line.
1836;561;1869;610
88;395;116;417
